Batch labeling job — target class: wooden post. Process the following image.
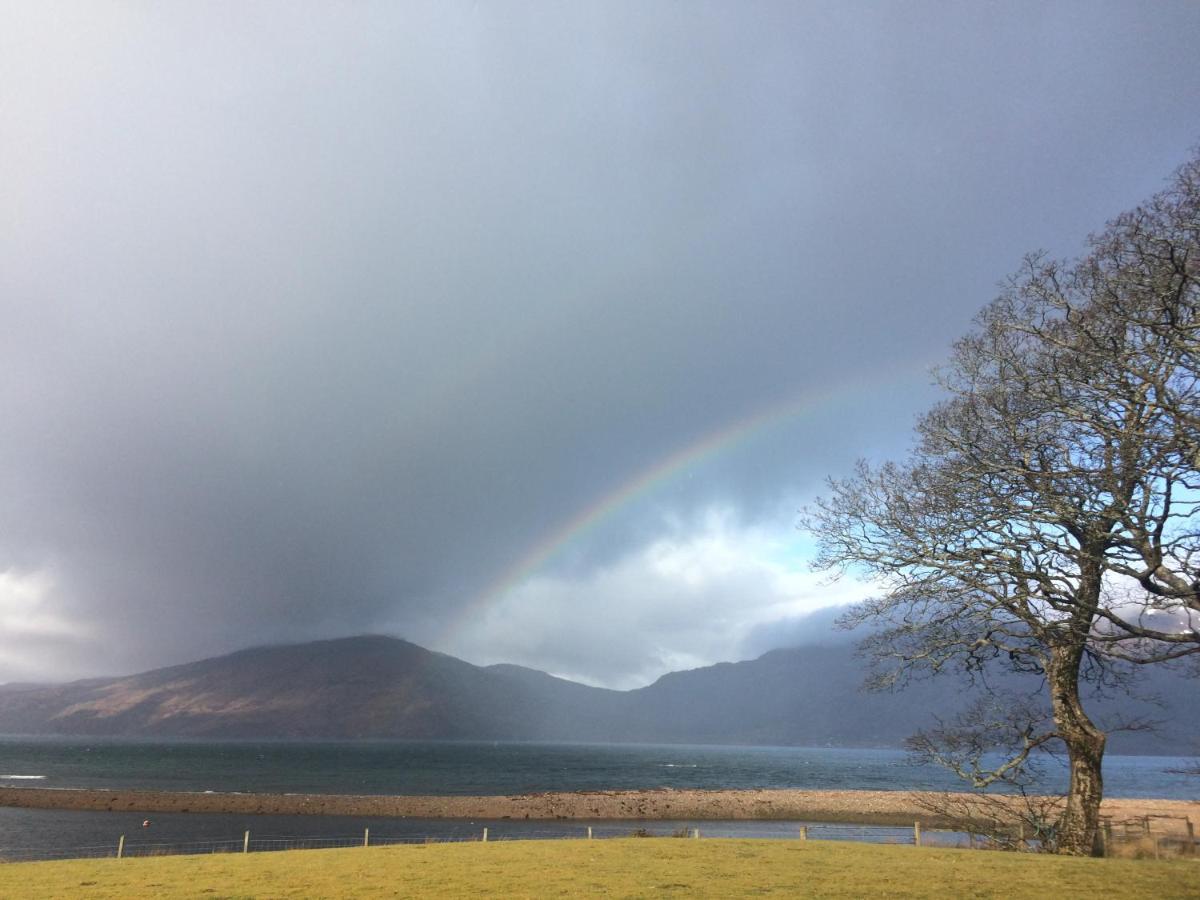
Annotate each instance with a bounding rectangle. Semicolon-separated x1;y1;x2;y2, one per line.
1187;819;1195;857
1097;826;1107;858
1154;837;1161;859
693;828;700;840
1018;823;1026;851
364;827;370;847
799;826;808;841
914;821;921;847
117;835;125;859
482;827;488;843
243;830;250;853
587;826;593;840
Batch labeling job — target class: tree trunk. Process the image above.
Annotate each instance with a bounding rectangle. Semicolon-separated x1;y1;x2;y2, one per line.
1047;644;1106;856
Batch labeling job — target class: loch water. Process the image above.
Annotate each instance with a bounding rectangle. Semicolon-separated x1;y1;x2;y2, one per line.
0;737;1195;799
0;738;1193;857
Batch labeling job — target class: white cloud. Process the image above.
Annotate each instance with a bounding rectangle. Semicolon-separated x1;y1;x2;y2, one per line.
441;506;874;689
0;567;92;683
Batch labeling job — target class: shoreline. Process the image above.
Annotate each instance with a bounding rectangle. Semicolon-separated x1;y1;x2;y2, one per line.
2;787;1196;831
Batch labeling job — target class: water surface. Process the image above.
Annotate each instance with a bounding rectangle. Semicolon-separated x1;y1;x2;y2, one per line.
1;737;1194;798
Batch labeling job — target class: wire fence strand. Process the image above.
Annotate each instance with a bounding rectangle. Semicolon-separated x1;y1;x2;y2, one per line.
1;820;1193;863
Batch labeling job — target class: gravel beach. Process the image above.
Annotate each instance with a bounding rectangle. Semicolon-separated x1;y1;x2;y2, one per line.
2;786;1195;832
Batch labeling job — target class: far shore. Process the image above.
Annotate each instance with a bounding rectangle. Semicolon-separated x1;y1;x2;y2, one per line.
2;786;1196;832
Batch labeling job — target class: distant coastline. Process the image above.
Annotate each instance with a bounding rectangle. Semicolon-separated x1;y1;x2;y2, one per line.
2;786;1196;831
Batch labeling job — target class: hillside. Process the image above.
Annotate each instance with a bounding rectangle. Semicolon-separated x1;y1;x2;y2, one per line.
0;636;1194;753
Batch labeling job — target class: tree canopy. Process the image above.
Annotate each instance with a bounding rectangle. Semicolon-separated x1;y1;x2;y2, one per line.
809;149;1200;855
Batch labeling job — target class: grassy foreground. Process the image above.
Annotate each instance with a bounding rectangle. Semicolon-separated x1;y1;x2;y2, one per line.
1;838;1196;899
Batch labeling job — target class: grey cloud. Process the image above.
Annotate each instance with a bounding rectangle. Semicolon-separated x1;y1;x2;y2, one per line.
740;606;860;660
1;2;1199;681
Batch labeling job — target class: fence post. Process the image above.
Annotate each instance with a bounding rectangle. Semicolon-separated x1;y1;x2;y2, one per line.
587;826;593;840
117;835;125;859
914;821;921;847
799;826;808;841
693;828;700;840
1187;819;1195;857
1018;823;1026;851
482;827;488;843
364;827;370;848
243;830;250;854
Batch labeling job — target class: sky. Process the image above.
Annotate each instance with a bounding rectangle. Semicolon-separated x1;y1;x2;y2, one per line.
2;1;1199;689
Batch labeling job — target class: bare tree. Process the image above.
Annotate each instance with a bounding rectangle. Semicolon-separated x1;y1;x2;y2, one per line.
807;150;1200;856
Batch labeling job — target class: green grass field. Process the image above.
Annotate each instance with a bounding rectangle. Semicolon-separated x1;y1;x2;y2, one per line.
1;838;1196;899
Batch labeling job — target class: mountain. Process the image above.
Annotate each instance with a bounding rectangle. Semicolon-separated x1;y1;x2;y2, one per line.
616;647;1199;754
0;637;620;741
0;636;1195;753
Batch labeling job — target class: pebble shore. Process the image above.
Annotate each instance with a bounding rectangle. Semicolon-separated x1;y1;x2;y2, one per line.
2;786;1196;831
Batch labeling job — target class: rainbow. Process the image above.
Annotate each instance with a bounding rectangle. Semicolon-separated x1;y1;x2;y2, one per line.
439;365;930;642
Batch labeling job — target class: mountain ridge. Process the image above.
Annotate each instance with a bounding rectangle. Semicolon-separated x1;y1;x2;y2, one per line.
0;635;1194;754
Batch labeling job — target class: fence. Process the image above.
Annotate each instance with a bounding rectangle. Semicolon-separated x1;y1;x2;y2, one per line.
1100;815;1198;859
0;820;938;864
1;818;1192;863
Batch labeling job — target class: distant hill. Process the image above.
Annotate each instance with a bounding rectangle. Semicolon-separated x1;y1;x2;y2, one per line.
0;636;1194;753
0;637;620;741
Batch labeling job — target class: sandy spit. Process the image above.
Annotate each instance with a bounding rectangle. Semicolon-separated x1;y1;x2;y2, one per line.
1;787;1196;831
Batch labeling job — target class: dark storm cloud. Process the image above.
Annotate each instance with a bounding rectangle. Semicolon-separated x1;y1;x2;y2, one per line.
2;2;1199;684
